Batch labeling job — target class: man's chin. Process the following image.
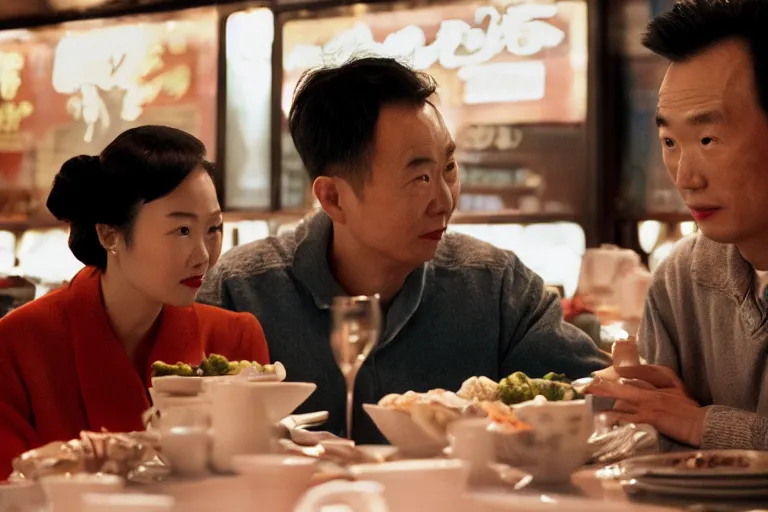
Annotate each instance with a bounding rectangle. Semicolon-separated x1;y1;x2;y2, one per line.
696;223;739;245
418;247;440;264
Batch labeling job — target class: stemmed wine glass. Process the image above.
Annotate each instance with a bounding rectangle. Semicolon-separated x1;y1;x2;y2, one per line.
330;294;382;439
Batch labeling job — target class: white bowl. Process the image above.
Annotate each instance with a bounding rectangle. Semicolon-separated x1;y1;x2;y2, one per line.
362;404;446;457
159;427;210;476
349;459;469;510
152;381;317;426
247;382;317;423
494;399;593;484
151;376;204;396
232;455;318;512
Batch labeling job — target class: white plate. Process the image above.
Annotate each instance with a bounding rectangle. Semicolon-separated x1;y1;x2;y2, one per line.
621;449;768;478
636;473;768;489
622;477;768;499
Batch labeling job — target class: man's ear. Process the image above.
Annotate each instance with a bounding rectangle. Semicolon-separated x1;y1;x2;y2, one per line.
313;176;353;224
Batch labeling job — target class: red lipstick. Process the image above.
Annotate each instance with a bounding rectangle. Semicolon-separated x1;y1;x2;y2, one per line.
688;207;720;221
419;229;446;241
181;276;204;288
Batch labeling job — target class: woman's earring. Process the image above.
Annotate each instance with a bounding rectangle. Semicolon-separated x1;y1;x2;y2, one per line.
109;246;117;255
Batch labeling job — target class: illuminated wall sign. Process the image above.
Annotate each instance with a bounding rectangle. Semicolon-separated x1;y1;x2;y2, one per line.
284;4;565;72
52;23;192;143
0;50;33;133
458;61;546;104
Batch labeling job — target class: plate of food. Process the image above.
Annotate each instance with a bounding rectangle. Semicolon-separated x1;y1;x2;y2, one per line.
151;354;287;396
365;371;588;458
620;450;768;479
149;355;314;425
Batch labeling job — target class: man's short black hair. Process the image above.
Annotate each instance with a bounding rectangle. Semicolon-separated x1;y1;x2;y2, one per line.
288;56;438;186
643;0;768;114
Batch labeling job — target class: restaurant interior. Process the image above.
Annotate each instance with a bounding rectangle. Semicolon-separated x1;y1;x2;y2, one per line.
0;0;693;312
5;1;749;510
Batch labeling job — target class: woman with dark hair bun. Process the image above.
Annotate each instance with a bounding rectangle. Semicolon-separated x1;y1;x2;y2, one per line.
0;125;270;478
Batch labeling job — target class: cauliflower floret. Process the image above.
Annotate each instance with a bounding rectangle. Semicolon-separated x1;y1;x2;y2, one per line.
456;376;500;402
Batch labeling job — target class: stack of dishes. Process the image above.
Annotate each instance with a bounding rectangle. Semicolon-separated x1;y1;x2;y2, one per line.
619;449;768;500
149;359;315;427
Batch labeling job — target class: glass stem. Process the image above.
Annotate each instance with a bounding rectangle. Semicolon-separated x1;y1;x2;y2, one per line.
344;366;361;440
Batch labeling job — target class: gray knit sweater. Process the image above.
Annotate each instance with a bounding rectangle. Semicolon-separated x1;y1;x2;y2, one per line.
640;234;768;450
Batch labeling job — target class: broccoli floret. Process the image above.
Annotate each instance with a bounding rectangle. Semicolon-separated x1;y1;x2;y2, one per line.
498;372;538;405
227;360;256;375
174;362;194;377
536;380;571;401
151;361;180;377
152;361;196;377
543;372;571;383
200;354;231;376
497;371;581;404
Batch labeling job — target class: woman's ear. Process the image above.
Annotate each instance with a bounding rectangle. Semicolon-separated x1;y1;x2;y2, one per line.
95;224;120;254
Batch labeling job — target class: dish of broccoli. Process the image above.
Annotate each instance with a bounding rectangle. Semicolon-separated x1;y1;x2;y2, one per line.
151;354;277;378
497;371;582;405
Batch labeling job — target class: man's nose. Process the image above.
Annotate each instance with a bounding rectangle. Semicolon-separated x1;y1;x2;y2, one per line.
674;151;706;191
427;176;454;216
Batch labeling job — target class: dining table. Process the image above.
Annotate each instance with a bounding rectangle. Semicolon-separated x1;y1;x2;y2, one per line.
108;465;767;512
469;468;768;512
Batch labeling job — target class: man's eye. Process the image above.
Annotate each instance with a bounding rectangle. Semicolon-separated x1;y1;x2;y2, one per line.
701;137;713;146
178;227;190;236
418;175;430;183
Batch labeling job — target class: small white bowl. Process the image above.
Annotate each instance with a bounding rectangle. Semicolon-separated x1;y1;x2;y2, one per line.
159;426;210;476
151;376;204;396
240;381;317;424
232;455;318;512
349;459;469;511
494;399;593;484
362;404;447;457
152;381;317;428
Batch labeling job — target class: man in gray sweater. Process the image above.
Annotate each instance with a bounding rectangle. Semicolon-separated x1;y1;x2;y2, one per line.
588;0;768;451
198;57;608;442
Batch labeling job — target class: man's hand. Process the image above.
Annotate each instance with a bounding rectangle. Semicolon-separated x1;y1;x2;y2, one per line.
612;364;687;390
587;365;706;447
592;362;683;388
